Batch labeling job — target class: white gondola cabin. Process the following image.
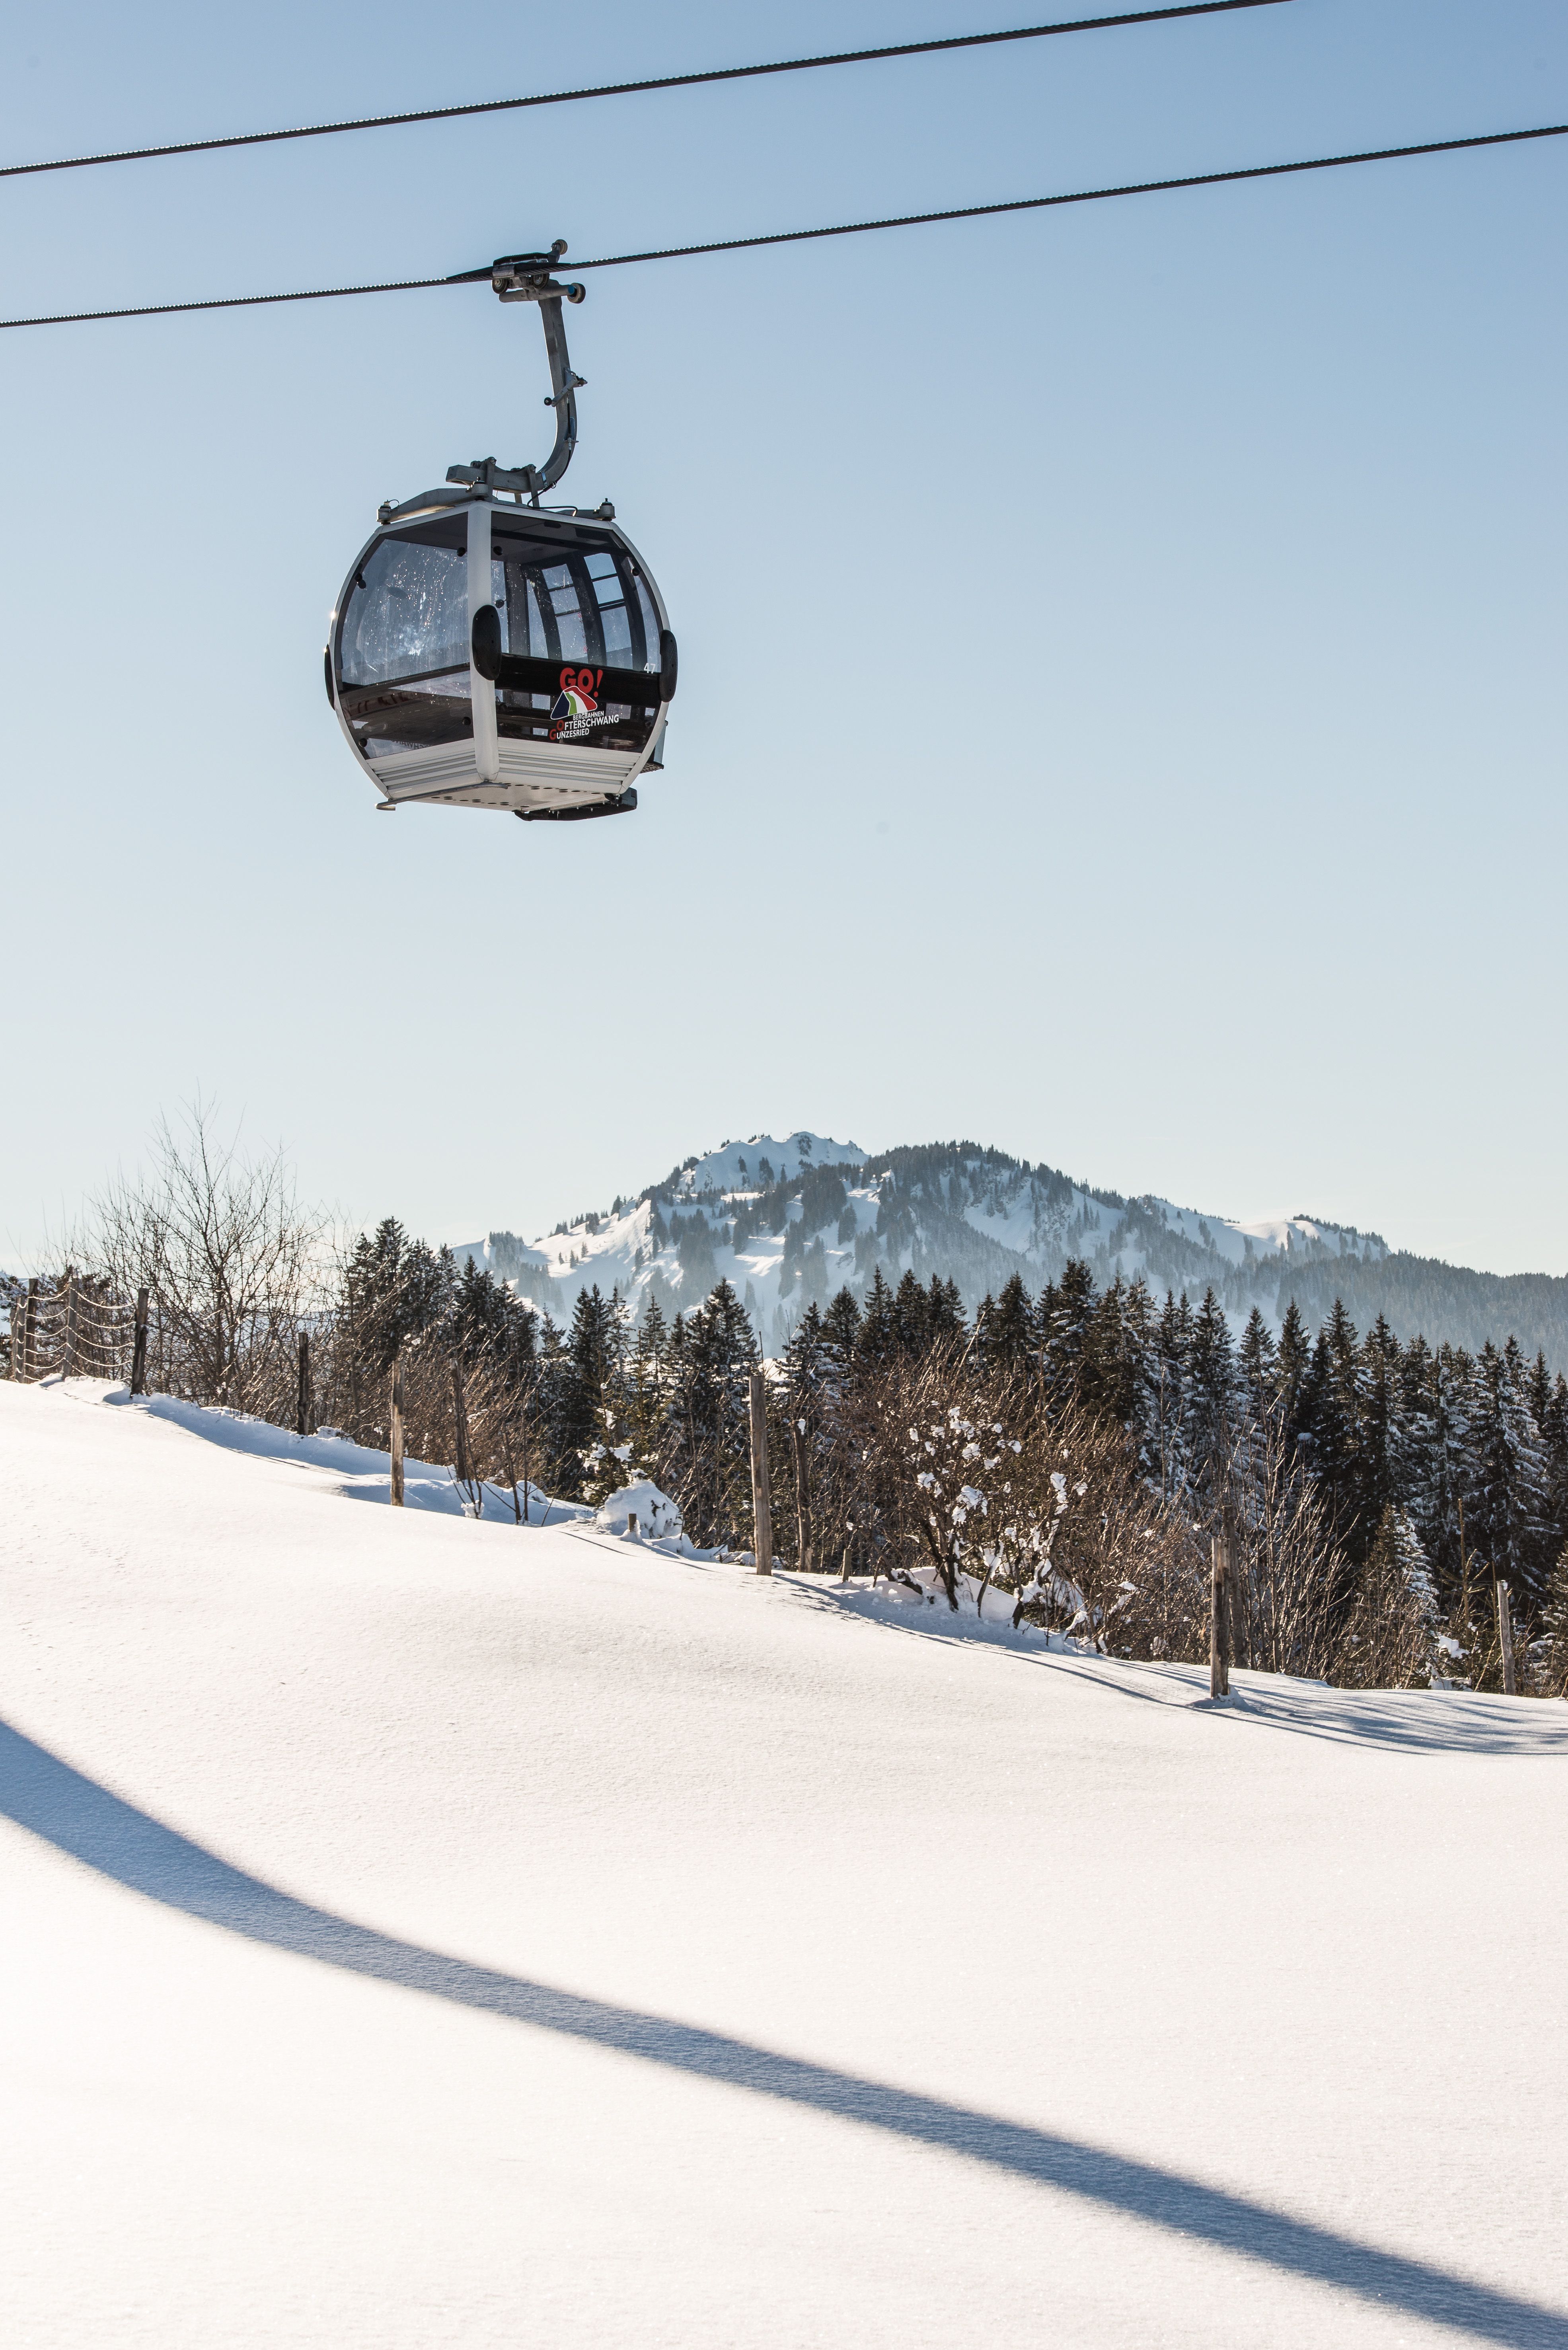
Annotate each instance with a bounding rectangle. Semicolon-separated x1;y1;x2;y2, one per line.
324;245;676;824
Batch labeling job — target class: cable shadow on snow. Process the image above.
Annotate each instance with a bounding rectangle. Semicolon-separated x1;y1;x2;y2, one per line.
2;1722;1564;2348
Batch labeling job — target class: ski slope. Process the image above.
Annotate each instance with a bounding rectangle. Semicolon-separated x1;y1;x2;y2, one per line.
2;1379;1566;2350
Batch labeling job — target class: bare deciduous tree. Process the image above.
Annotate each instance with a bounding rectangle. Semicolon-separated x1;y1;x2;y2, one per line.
89;1101;324;1410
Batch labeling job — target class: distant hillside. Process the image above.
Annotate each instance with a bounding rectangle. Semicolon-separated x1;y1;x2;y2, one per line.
449;1129;1568;1372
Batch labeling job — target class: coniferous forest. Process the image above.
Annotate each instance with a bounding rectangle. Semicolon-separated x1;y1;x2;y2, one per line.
296;1218;1568;1699
10;1119;1566;1699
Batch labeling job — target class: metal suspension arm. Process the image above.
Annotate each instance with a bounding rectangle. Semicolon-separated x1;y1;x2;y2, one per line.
446;241;587;501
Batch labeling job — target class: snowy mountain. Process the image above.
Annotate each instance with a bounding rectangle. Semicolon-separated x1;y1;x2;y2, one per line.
447;1129;1568;1368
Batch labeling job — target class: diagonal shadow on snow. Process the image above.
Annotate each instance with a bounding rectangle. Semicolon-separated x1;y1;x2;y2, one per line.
2;1717;1563;2348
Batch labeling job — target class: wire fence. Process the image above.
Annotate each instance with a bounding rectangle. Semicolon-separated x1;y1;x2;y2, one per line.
6;1273;148;1388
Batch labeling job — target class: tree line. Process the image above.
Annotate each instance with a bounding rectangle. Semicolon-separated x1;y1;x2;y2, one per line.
310;1225;1568;1696
10;1105;1564;1697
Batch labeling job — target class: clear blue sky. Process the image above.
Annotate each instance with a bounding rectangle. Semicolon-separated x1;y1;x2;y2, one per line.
2;0;1564;1272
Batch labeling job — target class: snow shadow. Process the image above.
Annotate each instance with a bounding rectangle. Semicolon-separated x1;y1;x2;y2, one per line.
1197;1677;1568;1758
786;1583;1568;1759
3;1720;1564;2348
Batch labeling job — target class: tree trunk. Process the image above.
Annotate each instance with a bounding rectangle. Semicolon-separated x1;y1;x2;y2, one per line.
390;1357;405;1507
452;1361;473;1490
1496;1578;1517;1697
1210;1531;1232;1698
130;1288;150;1396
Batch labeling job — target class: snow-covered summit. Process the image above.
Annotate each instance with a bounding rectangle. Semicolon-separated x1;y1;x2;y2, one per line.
447;1133;1404;1356
663;1132;865;1197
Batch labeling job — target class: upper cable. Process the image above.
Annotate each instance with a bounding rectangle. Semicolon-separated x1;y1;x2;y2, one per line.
2;120;1563;332
0;4;1289;179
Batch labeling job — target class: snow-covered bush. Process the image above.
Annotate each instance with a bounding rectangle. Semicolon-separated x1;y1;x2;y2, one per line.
596;1479;684;1540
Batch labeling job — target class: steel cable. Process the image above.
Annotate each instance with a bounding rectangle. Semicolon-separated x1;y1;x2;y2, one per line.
2;120;1563;331
0;4;1289;180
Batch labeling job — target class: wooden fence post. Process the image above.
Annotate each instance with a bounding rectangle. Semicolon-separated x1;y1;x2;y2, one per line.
61;1269;77;1378
8;1288;20;1381
1226;1524;1247;1673
790;1414;814;1572
452;1361;473;1489
130;1288;150;1395
295;1332;311;1438
23;1278;39;1382
389;1356;405;1507
1210;1532;1231;1699
748;1365;773;1576
1496;1578;1517;1697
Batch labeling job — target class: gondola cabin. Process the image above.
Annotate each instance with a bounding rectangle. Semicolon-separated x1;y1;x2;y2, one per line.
327;487;676;823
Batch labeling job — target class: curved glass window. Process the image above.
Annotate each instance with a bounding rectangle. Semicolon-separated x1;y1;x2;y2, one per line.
336;515;473;757
489;521;663;752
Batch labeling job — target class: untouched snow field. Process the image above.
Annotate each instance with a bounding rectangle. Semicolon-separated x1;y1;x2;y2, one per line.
2;1381;1566;2350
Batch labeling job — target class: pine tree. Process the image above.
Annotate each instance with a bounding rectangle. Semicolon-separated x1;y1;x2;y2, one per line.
1466;1338;1554;1604
623;1295;671;1473
1080;1275;1132;1427
1276;1300;1312;1452
984;1272;1037;1384
1186;1287;1237;1496
856;1267;898;1366
1040;1259;1096;1407
1352;1318;1400;1546
1543;1373;1568;1559
823;1286;862;1357
1302;1302;1363;1560
1238;1307;1278;1418
1338;1502;1442;1689
925;1276;965;1343
1118;1274;1162;1477
662;1279;758;1547
892;1269;931;1357
1540;1543;1568;1698
553;1286;622;1499
1151;1289;1194;1501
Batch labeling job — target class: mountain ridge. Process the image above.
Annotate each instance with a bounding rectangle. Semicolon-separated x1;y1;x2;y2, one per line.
447;1129;1568;1372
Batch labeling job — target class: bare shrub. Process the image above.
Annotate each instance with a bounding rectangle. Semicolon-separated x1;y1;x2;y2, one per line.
1223;1406;1347;1680
88;1102;325;1410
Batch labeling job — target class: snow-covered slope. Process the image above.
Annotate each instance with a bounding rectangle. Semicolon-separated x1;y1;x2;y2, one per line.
2;1378;1565;2348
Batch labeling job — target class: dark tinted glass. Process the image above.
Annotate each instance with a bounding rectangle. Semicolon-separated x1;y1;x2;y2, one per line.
489;522;662;753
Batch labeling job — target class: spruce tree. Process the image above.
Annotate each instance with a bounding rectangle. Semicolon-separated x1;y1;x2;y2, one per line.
1467;1338;1553;1604
553;1286;621;1498
890;1268;928;1354
926;1276;965;1343
1040;1259;1096;1408
856;1267;898;1366
1303;1303;1363;1561
1152;1289;1195;1501
986;1272;1037;1385
1338;1502;1442;1689
1276;1300;1312;1452
823;1286;862;1357
662;1279;758;1547
1540;1543;1568;1698
1238;1307;1279;1418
